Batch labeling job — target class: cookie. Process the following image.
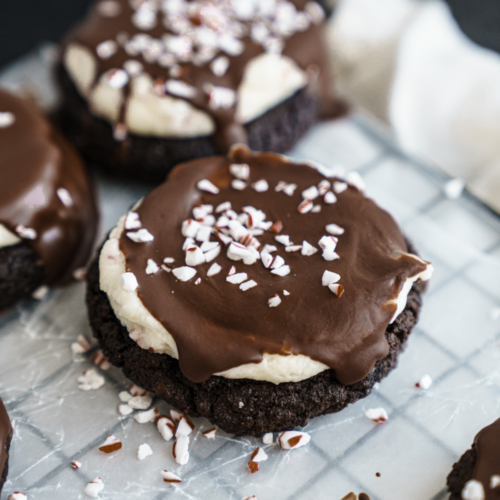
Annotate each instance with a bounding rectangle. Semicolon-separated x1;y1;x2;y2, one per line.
57;0;340;181
86;146;432;435
0;397;12;495
0;88;98;310
447;418;500;500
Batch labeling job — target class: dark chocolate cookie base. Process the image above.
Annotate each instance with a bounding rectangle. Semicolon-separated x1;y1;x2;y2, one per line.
0;243;45;311
56;64;319;183
447;447;477;500
86;244;425;436
0;433;11;496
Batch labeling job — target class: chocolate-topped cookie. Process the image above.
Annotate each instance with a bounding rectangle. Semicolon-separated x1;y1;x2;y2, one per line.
0;88;98;310
0;397;12;495
57;0;342;182
447;419;500;500
86;146;432;435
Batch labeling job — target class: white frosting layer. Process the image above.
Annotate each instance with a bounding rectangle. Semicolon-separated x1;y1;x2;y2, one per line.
0;224;21;248
64;43;307;138
99;216;433;385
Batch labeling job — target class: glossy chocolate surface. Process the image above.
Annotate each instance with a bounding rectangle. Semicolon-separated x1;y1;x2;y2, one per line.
472;418;500;498
119;147;428;383
0;397;11;477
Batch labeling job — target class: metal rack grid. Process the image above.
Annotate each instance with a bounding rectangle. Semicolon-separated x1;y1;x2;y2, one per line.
1;46;500;500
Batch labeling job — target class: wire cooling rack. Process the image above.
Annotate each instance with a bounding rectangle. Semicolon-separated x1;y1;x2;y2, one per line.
1;45;500;500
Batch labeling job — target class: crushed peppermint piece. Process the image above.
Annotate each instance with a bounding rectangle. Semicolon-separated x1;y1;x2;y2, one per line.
324;191;337;204
365;408;388;423
157;416;176;441
271;265;291;277
252;179;269;192
318;179;330;195
210;55;230;76
229;163;250;180
146;259;159;274
333;181;348;194
227;272;248;284
120;272;138;291
461;480;485;500
270;255;285;270
129;383;148;397
285;245;302;252
216;201;231;213
172;266;197;282
93;350;111;370
96;40;118;59
278;431;311;449
125;212;141;230
283;183;297;196
322;270;340;286
32;286;49;300
165;79;197;98
57;187;73;207
197;179;219;194
311;205;321;213
263;244;277;253
207;262;222;276
268;295;281;307
119;391;132;402
205;84;236;110
227;242;252;261
127;228;154;243
326;224;345;235
138;443;153;460
84;478;104;498
301;241;318;256
8;494;27;500
298;199;313;213
182;219;201;238
176;416;195;438
171;409;183;423
302;186;319;200
251;447;268;462
134;408;159;423
318;235;338;251
275;234;291;246
228;266;236;276
232;179;247;190
128;395;153;410
491;475;500;489
98;434;122;454
194;277;201;285
162;470;182;483
203;427;217;438
15;225;37;240
269;221;283;233
118;404;134;416
105;68;129;89
275;181;287;192
78;369;105;391
71;334;92;355
71;459;82;469
322;249;340;261
416;374;433;390
185;246;205;266
173;436;190;465
329;283;345;297
260;250;273;268
240;280;257;291
283;290;290;296
196;225;212;242
0;111;15;128
263;432;273;444
123;59;143;76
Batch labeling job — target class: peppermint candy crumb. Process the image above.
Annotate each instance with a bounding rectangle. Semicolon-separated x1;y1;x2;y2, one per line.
278;431;311;449
232;179;247;190
202;427;217;439
71;459;82;469
84;478;104;498
322;270;340;287
333;181;348;194
262;432;273;444
172;266;197;282
125;212;141;230
129;383;148;396
98;434;122;454
240;280;257;291
365;408;388;423
491;475;500;489
301;241;318;256
197;179;219;194
271;265;290;277
461;480;485;500
252;179;269;192
415;374;432;390
173;436;190;465
175;416;195;438
329;284;345;297
157;416;176;442
302;186;319;200
146;259;159;274
134;408;159;423
138;443;153;461
251;447;268;463
207;262;222;276
120;272;138;291
78;369;105;391
93;350;111;370
32;286;49;300
324;191;337;204
128;395;153;410
126;228;154;243
8;494;27;500
229;163;250;180
268;295;281;308
119;391;132;403
326;224;345;236
0;111;15;128
15;225;37;240
162;470;182;483
283;290;290;296
298;199;313;214
118;404;134;416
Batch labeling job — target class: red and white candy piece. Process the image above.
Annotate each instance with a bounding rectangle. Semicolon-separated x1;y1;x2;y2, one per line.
216;201;232;213
118;404;133;416
98;435;122;454
232;179;247;190
365;408;388;423
120;272;138;291
283;290;290;296
203;427;217;439
242;497;257;500
285;245;302;252
416;374;433;390
146;259;159;274
229;163;250;180
211;55;229;77
323;249;340;262
197;179;219;194
128;383;148;397
172;266;197;282
185;246;205;266
301;241;318;256
491;476;500;489
240;280;257;291
227;272;248;284
322;270;340;287
302;186;319;200
157;415;176;441
96;39;118;59
165;79;197;99
93;350;111;370
252;179;269;192
134;408;159;423
275;234;291;246
329;284;345;297
83;478;104;498
8;494;27;500
128;395;152;410
15;225;37;240
207;262;222;277
278;431;311;449
333;181;348;194
126;228;153;243
71;334;92;355
271;265;290;277
283;183;297;196
318;179;330;195
175;416;195;438
326;224;345;236
268;295;281;308
162;470;182;484
270;255;285;270
262;432;273;445
138;443;153;461
71;459;82;469
251;447;268;463
163;257;175;265
461;480;484;500
78;369;105;391
318;235;338;252
311;205;321;213
298;199;313;214
173;436;190;465
324;191;337;204
227;242;253;262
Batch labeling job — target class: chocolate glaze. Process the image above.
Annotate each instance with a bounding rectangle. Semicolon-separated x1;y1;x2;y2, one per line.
118;146;428;384
0;397;12;480
0;89;97;285
63;0;336;152
472;418;500;498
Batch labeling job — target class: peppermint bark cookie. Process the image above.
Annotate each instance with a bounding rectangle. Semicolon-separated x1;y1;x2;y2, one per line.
86;145;433;435
447;419;500;500
57;0;341;182
0;397;12;495
0;89;98;311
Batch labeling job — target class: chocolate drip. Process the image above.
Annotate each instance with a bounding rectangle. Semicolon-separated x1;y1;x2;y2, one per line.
0;397;11;478
0;89;98;285
118;147;428;384
472;419;500;498
63;0;336;152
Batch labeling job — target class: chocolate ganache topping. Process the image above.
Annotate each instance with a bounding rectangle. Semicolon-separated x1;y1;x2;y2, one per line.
117;145;431;384
0;397;12;478
63;0;335;151
0;89;98;285
470;419;500;498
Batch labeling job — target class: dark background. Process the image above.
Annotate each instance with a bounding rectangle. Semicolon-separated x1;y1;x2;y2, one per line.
0;0;498;68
